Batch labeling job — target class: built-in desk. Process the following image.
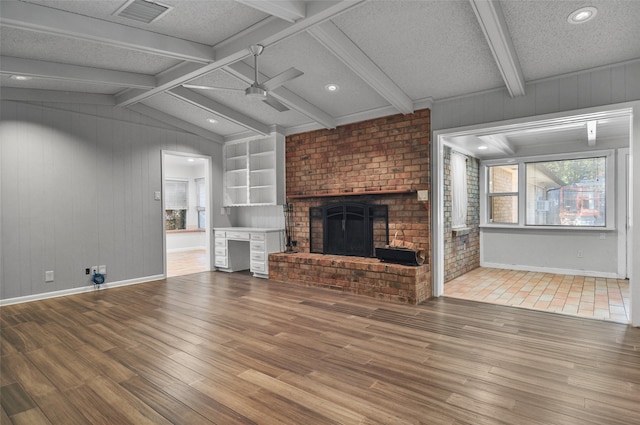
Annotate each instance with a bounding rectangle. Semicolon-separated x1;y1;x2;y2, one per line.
214;227;284;278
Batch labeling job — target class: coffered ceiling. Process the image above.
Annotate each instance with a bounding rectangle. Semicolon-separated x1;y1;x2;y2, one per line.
1;0;639;144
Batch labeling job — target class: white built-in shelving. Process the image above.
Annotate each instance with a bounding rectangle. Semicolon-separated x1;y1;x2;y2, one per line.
223;134;284;206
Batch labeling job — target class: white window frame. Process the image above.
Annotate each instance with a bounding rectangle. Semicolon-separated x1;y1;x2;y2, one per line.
480;149;615;230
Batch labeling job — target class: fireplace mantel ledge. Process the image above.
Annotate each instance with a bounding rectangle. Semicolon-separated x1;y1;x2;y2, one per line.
287;189;416;199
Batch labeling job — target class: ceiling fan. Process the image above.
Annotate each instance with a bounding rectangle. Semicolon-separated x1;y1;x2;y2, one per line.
183;44;303;112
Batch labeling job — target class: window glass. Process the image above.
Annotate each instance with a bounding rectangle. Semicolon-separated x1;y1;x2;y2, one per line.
488;165;518;224
165;179;188;230
526;157;605;226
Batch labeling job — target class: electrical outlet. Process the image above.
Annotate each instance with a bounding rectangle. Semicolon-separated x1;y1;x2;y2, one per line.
577;250;584;258
45;271;54;282
91;266;98;275
85;268;90;275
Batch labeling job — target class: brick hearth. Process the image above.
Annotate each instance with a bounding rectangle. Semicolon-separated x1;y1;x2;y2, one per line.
269;253;431;305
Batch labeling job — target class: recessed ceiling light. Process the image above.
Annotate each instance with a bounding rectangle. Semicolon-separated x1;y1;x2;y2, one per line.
567;7;597;24
477;145;488;150
187;158;195;162
325;83;339;92
11;75;32;81
206;118;217;124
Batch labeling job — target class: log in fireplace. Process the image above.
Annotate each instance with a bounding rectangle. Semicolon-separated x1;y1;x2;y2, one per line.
309;202;388;257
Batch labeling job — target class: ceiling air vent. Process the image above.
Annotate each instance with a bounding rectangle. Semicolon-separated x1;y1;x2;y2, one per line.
114;0;172;24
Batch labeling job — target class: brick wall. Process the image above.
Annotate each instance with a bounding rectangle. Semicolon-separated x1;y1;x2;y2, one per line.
443;147;480;282
285;108;431;256
272;109;432;304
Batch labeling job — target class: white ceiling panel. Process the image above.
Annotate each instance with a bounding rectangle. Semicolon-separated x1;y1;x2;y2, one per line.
21;0;268;45
249;32;390;118
331;0;505;100
502;0;640;81
141;92;248;137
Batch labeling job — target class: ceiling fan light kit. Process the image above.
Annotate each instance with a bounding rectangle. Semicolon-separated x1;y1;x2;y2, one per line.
245;85;268;99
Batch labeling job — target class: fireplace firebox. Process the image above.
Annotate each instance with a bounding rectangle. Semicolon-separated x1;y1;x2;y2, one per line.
309;203;388;257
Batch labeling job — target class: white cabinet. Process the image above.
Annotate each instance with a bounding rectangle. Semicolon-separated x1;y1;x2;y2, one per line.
214;227;284;278
223;134;284;206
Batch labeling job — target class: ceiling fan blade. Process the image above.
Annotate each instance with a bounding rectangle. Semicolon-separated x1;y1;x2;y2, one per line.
262;67;303;92
263;95;290;112
183;84;245;93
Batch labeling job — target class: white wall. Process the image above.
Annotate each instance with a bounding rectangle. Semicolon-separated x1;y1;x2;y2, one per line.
481;228;619;277
0;100;224;301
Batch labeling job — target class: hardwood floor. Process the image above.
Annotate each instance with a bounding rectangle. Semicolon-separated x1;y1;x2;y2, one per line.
166;249;209;277
2;271;639;424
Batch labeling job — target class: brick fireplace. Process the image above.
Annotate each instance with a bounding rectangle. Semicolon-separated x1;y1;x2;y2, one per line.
269;108;432;304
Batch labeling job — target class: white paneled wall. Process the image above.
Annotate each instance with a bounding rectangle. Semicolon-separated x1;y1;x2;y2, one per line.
0;100;223;300
432;60;640;131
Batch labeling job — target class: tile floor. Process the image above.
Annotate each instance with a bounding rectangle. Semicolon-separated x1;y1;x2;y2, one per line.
166;249;210;277
446;267;630;323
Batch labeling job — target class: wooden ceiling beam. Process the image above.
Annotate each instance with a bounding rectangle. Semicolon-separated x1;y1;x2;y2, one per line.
469;0;526;97
308;20;414;114
1;56;156;89
235;0;306;22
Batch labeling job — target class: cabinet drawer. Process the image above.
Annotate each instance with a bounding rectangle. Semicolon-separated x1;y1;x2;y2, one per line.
250;241;265;251
227;231;250;240
250;233;265;241
214;238;226;247
215;256;228;267
214;231;226;238
214;247;226;256
250;251;265;262
251;261;266;272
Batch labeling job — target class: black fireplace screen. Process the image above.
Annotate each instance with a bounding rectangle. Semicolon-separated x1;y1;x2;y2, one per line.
309;203;388;257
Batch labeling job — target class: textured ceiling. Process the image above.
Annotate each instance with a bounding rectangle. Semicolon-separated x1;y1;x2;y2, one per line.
1;0;638;145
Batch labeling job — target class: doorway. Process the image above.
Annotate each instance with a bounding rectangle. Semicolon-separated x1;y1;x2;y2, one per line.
432;106;633;323
162;151;212;277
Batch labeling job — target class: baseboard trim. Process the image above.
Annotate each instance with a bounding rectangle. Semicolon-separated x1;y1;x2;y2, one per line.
0;274;165;306
480;262;620;279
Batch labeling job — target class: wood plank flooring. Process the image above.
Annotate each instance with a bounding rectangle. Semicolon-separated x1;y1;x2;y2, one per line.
1;271;639;424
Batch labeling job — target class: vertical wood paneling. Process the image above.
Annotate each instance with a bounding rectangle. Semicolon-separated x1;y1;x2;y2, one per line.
533;79;559;114
0;105;22;299
626;62;640;100
27;103;46;296
433;61;640;131
0;100;220;300
590;68;613;107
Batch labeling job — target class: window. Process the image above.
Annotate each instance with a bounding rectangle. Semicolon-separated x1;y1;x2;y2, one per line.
488;164;518;224
482;151;613;229
165;179;188;230
526;157;606;226
451;152;468;228
195;178;206;230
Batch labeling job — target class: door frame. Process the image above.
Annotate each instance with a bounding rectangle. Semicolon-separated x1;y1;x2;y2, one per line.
432;102;638;326
161;150;213;276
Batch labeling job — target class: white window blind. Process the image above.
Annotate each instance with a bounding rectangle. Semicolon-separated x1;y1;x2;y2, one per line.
451;151;468;229
195;178;206;209
165;180;188;209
